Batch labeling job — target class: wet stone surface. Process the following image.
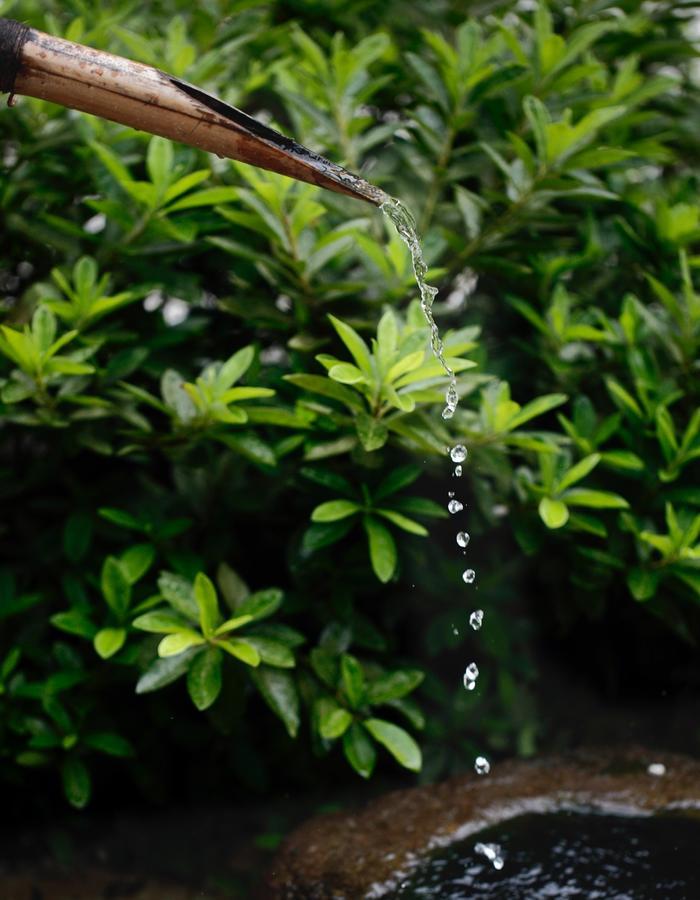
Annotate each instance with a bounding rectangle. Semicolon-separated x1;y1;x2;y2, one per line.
265;747;700;899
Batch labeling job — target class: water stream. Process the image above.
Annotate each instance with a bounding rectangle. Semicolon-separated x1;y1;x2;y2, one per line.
380;195;492;839
380;196;459;421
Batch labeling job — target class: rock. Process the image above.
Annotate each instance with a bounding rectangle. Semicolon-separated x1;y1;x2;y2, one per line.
265;747;700;899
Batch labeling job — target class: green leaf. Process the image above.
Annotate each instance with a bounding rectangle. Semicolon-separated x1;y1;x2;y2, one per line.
341;654;366;708
50;610;97;639
539;497;570;529
240;636;294;667
219;638;261;666
84;732;134;757
329;363;366;384
120;544;155;584
328;315;372;375
376;509;428;536
317;700;353;740
238;588;283;621
563;489;629;509
146;136;173;194
93;627;126;659
367;670;424;704
132;610;191;633
217;346;255;390
187;647;223;710
250;666;300;737
311;500;361;522
61;758;91;809
194;572;220;637
157;571;199;621
342;722;376;778
214;614;254;634
627;568;660;602
136;651;194;694
364;718;422;772
363;516;397;582
157;631;205;657
100;557;131;618
556;453;601;492
356;413;389;452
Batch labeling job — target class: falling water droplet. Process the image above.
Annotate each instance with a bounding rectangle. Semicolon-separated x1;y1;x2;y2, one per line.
448;491;455;498
475;756;491;775
456;532;470;548
463;662;479;690
451;624;459;636
647;762;666;777
454;464;463;477
448;500;463;514
470;610;484;631
450;444;468;464
463;568;476;584
493;856;504;871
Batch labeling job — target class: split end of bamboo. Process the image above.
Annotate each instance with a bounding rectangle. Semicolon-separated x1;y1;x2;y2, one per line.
0;17;384;206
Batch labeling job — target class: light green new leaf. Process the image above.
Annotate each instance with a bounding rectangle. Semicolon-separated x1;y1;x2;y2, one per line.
94;627;127;659
539;497;570;529
219;638;261;667
157;631;206;657
312;500;361;522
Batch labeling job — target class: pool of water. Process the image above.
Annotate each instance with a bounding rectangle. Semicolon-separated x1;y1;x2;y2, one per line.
389;810;700;899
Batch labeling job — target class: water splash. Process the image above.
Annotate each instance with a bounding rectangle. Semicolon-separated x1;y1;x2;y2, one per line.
380;196;458;419
474;842;504;871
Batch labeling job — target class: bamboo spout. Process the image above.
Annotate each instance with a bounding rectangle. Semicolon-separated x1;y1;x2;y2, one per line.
0;17;385;205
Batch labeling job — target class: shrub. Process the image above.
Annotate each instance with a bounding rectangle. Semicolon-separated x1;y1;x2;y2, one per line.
1;0;698;807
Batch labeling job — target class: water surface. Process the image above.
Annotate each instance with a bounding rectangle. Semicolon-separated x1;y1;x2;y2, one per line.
390;810;700;899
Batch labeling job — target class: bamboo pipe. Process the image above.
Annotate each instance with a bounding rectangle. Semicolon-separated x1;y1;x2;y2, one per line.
0;18;385;205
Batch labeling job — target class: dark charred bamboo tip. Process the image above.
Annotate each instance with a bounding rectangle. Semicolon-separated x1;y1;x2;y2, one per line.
0;17;31;94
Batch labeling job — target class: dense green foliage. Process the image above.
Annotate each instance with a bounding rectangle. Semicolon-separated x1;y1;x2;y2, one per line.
1;0;699;808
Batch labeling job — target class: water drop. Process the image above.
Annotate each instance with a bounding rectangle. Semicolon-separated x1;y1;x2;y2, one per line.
454;464;463;477
456;532;470;548
450;444;468;464
462;568;476;584
448;491;455;498
470;610;484;631
441;406;454;420
493;856;504;871
448;500;463;514
475;756;490;775
463;662;479;689
647;762;666;777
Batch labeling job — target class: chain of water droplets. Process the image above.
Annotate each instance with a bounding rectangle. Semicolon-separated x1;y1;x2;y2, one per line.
380;197;458;420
